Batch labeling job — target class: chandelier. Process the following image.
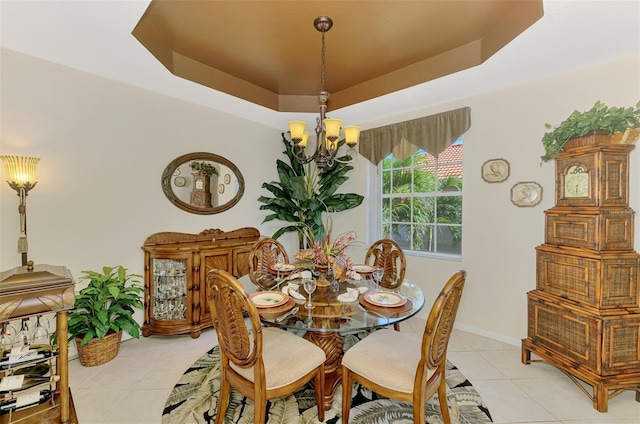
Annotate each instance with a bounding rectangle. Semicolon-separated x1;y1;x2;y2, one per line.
287;16;360;170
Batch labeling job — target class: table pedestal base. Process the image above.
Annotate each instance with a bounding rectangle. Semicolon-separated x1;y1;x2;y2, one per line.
305;331;344;411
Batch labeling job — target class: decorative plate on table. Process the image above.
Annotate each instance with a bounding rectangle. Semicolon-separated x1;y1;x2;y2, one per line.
250;292;290;308
364;291;408;307
352;264;374;273
270;263;295;272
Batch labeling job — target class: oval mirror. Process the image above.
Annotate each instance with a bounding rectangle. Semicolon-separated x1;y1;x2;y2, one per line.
161;152;245;215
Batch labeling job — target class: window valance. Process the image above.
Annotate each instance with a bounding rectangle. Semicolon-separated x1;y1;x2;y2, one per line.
358;107;471;165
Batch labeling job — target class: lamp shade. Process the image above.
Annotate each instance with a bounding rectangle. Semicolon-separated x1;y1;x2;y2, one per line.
288;121;307;141
299;131;310;148
323;118;342;140
343;126;361;146
0;156;40;188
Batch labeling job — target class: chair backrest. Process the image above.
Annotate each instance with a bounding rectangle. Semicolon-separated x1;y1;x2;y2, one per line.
364;239;406;290
207;268;262;369
248;238;289;290
421;270;466;372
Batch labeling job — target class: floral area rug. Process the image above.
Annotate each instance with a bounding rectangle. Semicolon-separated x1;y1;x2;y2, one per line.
162;345;493;424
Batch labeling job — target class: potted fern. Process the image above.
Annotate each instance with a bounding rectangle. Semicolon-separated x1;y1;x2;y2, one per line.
65;266;144;366
540;101;640;162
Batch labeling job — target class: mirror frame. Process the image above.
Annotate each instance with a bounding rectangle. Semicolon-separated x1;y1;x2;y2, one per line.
161;152;245;215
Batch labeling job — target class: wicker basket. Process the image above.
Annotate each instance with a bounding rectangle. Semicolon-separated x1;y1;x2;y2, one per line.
75;329;123;367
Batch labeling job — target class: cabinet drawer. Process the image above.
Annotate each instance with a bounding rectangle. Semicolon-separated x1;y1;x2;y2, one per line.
536;245;639;308
545;208;634;251
527;291;640;375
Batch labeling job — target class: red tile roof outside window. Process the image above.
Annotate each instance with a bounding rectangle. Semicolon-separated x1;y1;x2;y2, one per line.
418;142;463;179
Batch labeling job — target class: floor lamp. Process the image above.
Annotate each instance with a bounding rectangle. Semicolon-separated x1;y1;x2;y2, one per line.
1;155;40;266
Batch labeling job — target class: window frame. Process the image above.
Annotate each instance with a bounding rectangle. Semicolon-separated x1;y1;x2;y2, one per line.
367;145;463;262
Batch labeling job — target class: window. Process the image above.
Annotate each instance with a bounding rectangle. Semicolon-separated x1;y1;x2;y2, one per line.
373;140;463;259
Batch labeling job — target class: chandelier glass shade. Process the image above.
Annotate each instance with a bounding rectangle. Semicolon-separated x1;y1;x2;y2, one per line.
286;16;360;170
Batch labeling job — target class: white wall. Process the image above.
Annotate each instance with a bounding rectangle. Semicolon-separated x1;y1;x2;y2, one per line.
2;48;639;346
0;48;289;280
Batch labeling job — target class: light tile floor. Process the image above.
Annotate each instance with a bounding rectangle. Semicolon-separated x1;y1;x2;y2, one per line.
68;317;640;423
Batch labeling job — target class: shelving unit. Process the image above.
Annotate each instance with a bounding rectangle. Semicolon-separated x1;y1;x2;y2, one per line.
0;263;77;424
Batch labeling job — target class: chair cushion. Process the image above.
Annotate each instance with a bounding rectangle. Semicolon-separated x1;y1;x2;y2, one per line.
230;327;326;390
342;328;433;393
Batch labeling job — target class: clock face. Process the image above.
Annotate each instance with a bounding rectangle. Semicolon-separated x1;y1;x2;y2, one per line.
563;165;589;198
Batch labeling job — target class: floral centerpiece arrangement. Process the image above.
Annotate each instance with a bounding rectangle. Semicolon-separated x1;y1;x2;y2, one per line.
294;218;358;283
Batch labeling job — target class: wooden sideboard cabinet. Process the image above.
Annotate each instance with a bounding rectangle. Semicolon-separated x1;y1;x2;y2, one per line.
141;227;260;338
0;263;77;424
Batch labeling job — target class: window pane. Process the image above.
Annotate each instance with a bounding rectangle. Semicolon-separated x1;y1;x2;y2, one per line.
436;195;462;225
390;223;411;250
436;225;462;255
439;177;463;192
414;165;436;192
391;169;412;194
412;196;434;223
382;197;391;224
382;170;391;194
413;224;433;253
391;197;411;222
382;222;391;239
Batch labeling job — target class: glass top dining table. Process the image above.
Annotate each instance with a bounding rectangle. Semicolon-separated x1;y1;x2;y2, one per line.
256;274;425;410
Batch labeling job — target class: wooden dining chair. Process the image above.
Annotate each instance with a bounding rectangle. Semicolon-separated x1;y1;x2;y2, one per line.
207;269;326;424
364;239;406;290
248;237;289;290
341;270;466;424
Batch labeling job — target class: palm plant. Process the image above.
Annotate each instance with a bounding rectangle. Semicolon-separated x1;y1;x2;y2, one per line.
258;134;364;248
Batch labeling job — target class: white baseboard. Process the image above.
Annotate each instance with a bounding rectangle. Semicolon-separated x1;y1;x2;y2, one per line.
454;323;522;347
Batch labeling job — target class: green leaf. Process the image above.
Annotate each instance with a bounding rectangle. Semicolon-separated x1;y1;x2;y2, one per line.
541;101;640;162
58;265;145;346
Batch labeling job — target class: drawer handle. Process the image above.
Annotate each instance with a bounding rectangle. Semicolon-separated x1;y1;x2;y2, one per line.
211;237;216;243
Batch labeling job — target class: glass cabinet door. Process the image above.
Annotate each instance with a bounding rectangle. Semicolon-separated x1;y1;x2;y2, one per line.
151;258;188;321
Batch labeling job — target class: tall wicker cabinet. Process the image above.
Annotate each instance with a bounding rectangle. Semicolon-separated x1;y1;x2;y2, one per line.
522;134;640;412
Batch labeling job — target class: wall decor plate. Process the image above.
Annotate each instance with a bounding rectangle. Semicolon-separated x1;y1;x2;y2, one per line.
224;174;231;184
511;181;542;207
481;158;510;183
218;184;225;194
174;176;187;187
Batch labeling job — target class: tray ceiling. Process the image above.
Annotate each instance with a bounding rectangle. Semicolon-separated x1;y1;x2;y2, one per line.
132;0;544;113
